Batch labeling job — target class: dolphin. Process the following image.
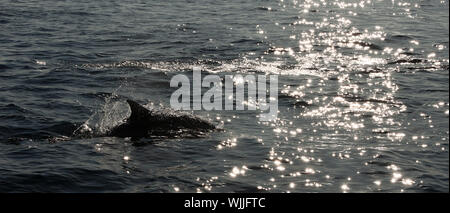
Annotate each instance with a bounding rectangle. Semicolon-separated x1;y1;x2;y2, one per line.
108;100;216;139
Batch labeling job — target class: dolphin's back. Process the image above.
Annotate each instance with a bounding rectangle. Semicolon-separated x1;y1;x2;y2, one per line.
109;100;215;138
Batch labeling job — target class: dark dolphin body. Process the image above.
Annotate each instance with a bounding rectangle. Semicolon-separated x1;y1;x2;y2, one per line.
109;100;216;139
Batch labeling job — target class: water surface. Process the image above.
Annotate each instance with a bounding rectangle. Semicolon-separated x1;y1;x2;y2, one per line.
0;0;448;192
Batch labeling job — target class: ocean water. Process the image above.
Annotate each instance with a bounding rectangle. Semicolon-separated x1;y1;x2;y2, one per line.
0;0;448;193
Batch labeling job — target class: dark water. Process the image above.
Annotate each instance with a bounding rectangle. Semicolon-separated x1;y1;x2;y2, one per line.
0;0;448;192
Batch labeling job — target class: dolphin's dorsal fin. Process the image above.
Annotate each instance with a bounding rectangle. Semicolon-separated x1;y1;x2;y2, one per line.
127;100;151;123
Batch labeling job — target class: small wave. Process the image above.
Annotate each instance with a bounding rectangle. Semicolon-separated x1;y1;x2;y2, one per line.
0;64;11;70
76;58;326;78
385;34;414;42
0;103;35;114
0;168;125;192
256;7;276;11
387;58;426;65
